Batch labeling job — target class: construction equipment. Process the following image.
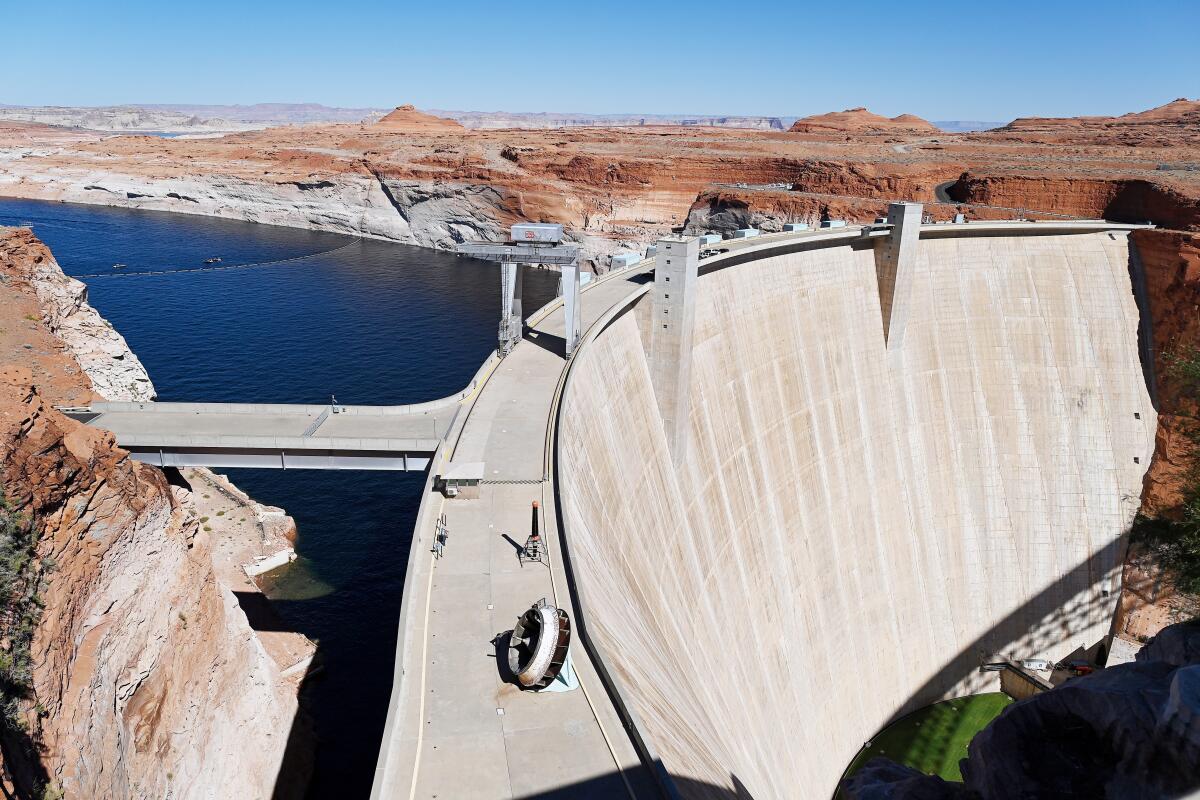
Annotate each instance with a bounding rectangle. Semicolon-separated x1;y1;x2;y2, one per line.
456;224;581;357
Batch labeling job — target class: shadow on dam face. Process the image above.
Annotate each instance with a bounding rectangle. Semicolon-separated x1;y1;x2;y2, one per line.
555;230;1157;799
545;462;1134;800
885;531;1127;725
511;762;754;800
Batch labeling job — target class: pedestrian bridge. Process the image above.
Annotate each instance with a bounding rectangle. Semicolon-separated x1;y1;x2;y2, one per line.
60;397;463;470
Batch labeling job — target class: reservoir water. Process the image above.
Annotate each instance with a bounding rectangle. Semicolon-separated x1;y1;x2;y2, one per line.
0;198;560;798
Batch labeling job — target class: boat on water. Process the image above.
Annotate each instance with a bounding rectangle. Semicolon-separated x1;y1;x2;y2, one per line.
112;263;126;269
204;257;222;264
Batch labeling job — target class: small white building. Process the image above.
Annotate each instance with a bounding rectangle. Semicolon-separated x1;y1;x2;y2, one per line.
611;251;642;269
699;233;722;245
731;228;760;239
440;461;485;499
783;223;809;232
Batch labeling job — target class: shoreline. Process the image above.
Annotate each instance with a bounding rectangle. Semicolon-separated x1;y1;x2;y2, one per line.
0;172;640;269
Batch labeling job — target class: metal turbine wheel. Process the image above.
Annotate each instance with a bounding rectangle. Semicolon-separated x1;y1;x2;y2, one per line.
507;601;571;689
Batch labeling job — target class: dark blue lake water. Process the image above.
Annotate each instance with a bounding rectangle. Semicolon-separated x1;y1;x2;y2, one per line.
0;198;558;798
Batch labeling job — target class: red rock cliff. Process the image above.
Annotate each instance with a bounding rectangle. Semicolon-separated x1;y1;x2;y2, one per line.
0;380;303;798
0;228;312;799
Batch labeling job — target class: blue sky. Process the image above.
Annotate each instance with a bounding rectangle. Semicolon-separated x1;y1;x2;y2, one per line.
3;0;1195;121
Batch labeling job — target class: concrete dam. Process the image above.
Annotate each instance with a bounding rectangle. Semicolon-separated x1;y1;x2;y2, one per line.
552;219;1155;797
69;210;1156;798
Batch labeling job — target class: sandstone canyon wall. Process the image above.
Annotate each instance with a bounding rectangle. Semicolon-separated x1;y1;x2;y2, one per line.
946;173;1200;231
2;100;1196;273
0;228;311;799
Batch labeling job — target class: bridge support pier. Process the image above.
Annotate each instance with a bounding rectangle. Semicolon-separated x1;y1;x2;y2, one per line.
650;235;699;466
875;201;923;349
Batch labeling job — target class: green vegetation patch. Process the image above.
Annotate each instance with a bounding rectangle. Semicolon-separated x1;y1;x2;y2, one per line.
0;496;60;797
0;492;50;731
843;693;1012;784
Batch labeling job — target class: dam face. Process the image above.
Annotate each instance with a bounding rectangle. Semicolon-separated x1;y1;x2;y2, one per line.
556;231;1155;798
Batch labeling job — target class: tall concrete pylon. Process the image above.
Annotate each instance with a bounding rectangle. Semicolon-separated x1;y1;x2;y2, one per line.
650;235;699;465
500;262;525;354
562;263;582;357
875;201;923;349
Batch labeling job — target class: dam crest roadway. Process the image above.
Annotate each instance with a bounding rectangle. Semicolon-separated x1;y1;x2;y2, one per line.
69;212;1155;800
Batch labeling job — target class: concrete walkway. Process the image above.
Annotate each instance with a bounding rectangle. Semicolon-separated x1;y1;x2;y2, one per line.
371;259;662;799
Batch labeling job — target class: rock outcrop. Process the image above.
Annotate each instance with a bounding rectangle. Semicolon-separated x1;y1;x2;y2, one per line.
0;227;313;799
961;626;1200;799
842;621;1200;800
946;173;1200;231
1130;229;1200;514
789;107;938;134
993;98;1200;146
372;104;464;132
0;229;154;402
0;379;304;799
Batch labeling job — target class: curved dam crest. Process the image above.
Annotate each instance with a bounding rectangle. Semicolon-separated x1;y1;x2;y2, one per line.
556;231;1155;797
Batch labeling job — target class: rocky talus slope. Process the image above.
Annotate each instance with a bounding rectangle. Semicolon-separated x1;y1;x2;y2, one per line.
0;227;312;799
